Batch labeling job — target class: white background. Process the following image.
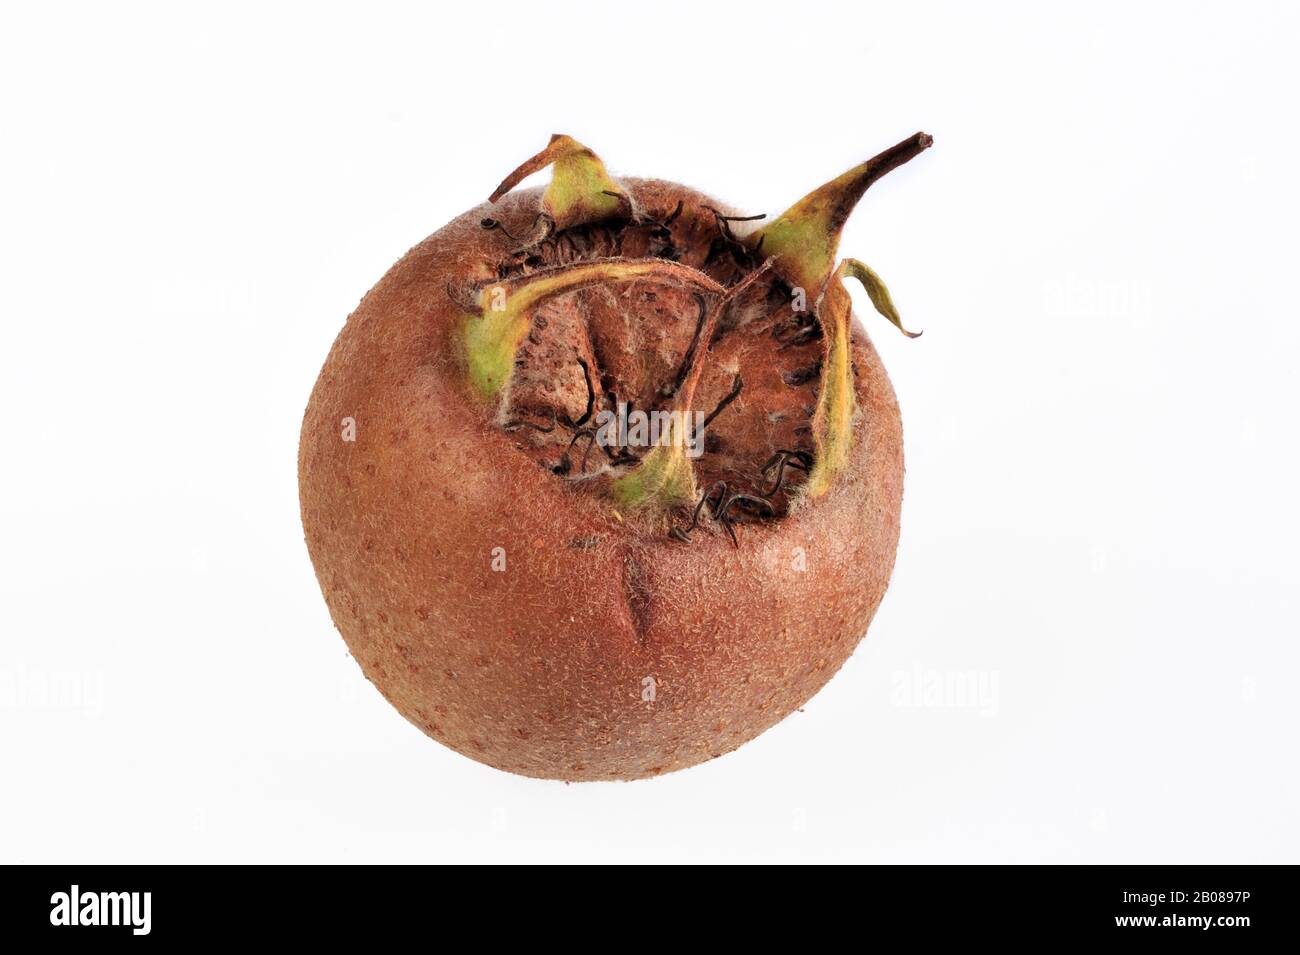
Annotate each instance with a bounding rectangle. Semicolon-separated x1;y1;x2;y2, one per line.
2;1;1297;864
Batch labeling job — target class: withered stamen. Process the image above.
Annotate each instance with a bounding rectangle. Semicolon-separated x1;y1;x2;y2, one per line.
567;356;595;428
760;449;813;496
553;428;598;476
481;217;523;242
503;408;558;434
699;374;743;433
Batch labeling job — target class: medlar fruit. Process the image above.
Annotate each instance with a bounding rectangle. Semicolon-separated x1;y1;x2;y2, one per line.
299;132;931;779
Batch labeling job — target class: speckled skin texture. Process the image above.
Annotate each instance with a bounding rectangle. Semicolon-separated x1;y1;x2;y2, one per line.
298;179;904;780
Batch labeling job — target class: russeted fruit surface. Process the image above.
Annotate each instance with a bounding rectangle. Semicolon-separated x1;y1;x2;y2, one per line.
299;132;932;780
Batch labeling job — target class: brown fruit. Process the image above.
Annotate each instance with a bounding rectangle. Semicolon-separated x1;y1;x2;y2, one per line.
298;132;931;780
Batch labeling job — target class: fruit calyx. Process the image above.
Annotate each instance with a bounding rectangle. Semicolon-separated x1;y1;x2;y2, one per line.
461;133;931;541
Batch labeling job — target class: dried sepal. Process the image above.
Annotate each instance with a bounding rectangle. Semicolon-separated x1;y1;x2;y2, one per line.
751;132;932;292
840;258;921;338
802;273;857;499
489;134;633;237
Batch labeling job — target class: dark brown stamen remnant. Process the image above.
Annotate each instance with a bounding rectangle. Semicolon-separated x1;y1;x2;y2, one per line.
668;477;778;547
699;374;743;433
503;409;558;434
481;217;524;243
702;206;767;240
714;491;776;547
669;481;731;542
552;429;599;476
761;449;813;496
563;356;595;428
665;293;711;399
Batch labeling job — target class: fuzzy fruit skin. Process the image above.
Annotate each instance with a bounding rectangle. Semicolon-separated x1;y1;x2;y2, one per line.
298;179;904;781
